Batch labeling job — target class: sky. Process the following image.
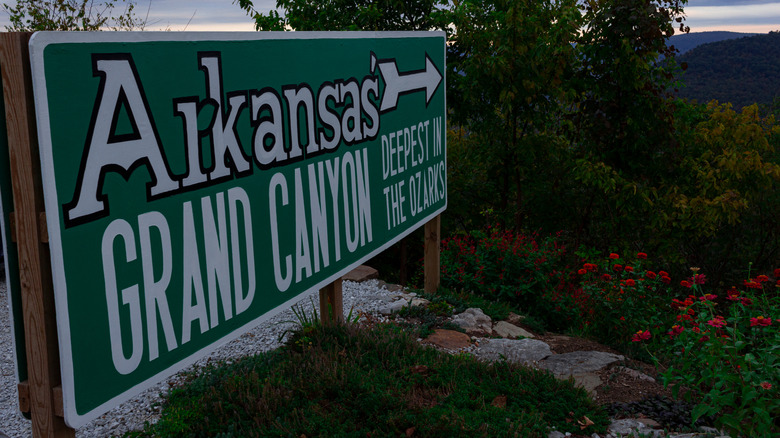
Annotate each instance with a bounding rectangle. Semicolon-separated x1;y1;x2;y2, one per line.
1;0;779;33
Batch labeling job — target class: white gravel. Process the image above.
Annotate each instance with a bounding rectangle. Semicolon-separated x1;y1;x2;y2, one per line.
0;277;399;438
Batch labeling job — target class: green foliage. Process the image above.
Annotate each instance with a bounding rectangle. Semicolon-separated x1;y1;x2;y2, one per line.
2;0;144;31
133;323;609;437
234;0;451;31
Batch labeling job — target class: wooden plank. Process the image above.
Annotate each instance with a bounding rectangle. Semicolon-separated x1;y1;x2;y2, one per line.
424;215;441;294
17;381;30;413
319;279;344;325
0;32;75;437
52;386;63;418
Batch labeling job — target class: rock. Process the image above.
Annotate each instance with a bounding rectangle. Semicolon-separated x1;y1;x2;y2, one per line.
410;297;430;307
614;366;655;382
377;280;405;292
476;338;552;366
537;351;624;377
506;312;525;326
451;308;492;334
633;417;661;428
608;419;663;437
493;321;534;339
342;265;379;282
547;432;566;438
424;329;471;350
571;373;602;394
378;295;429;315
379;300;409;315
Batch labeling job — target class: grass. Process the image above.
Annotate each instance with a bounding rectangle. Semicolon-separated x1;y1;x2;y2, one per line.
127;320;609;437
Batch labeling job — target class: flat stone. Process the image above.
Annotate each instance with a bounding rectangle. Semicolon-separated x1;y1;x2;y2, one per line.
476;338;552;366
571;373;602;394
342;265;379;282
547;432;566;438
424;329;471;350
451;308;492;334
493;321;534;339
537;351;624;377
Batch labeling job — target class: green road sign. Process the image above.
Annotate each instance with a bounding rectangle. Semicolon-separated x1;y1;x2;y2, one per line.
29;31;446;427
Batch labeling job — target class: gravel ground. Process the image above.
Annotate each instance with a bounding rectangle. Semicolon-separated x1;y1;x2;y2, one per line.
0;277;398;438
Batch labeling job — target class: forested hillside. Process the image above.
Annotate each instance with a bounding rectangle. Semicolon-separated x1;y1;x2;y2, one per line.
667;31;756;54
676;31;780;109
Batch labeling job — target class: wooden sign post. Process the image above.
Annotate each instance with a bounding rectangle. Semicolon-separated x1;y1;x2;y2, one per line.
0;32;75;438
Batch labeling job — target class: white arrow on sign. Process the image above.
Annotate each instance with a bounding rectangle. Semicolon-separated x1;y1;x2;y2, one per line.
372;52;442;113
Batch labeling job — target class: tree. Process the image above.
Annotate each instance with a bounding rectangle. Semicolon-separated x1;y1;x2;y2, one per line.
233;0;451;31
446;0;583;229
3;0;145;31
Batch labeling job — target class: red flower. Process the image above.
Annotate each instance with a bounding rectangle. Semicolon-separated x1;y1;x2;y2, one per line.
774;268;780;278
707;318;726;328
692;274;706;285
625;279;636;287
756;275;769;283
578;269;587;275
680;280;692;288
726;288;740;301
661;276;671;284
645;271;657;279
761;382;772;390
750;316;772;327
631;330;651;342
624;266;634;272
699;294;717;302
740;297;753;306
601;274;612;281
609;253;620;260
613;264;623;272
637;252;648;259
744;280;761;289
668;325;684;337
658;271;669;277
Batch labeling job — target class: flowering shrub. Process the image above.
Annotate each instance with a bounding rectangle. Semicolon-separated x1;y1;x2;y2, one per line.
635;267;780;436
574;251;676;355
437;226;579;331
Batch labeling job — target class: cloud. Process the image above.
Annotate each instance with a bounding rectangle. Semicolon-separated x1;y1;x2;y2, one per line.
140;0;260;31
684;1;780;32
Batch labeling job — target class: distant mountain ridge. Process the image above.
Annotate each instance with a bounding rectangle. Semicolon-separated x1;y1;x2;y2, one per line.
672;31;780;109
668;31;757;54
